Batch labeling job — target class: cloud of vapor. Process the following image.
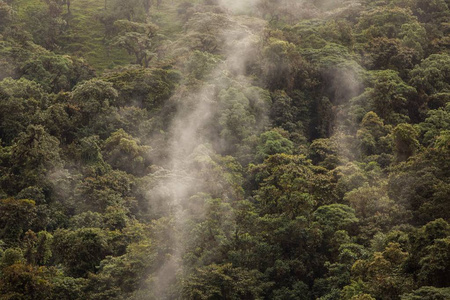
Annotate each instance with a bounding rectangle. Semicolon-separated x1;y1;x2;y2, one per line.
218;0;259;14
328;63;366;163
144;2;270;297
146;0;364;295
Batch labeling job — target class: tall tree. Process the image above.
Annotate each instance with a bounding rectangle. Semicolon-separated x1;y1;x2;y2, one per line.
113;20;160;67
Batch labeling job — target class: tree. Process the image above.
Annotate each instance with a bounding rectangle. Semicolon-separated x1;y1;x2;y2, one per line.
182;263;268;299
182;11;234;53
103;67;180;110
20;53;94;93
22;0;66;50
86;237;156;299
371;70;416;124
412;0;450;24
255;128;294;162
98;0;150;41
418;104;450;146
344;183;407;242
270;91;296;132
52;228;111;277
250;154;316;218
360;38;418;74
392;123;419;162
75;170;135;213
185;50;222;81
262;38;302;90
349;243;413;299
409;54;450;106
61;0;71;14
219;88;256;150
313;204;358;234
309;137;340;170
418;237;450;287
41;103;75;144
2;125;63;194
0;199;37;245
272;281;310;300
0;78;47;144
113;20;160;67
70;79;119;137
406;219;450;281
24;230;53;266
355;7;416;40
356;111;392;157
388;144;450;223
401;286;450;300
103;129;150;175
182;145;245;201
0;1;13;32
0;262;54;299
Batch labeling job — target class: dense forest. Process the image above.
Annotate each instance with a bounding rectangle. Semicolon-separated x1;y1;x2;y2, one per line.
0;0;449;299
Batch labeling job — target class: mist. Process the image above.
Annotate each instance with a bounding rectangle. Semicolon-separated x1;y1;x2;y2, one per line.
145;1;269;295
1;0;446;298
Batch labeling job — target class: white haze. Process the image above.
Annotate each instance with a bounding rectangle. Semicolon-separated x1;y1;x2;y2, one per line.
145;0;367;298
218;0;259;14
146;3;267;298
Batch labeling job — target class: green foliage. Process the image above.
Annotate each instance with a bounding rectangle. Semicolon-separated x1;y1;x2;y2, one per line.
2;125;63;194
71;79;118;118
355;70;416;124
0;0;449;298
0;263;54;299
24;230;53;265
349;242;413;299
355;7;416;40
314;204;358;233
412;0;450;23
186;50;222;80
406;219;450;284
255;128;294;162
103;67;180;110
418;104;450;146
409;54;450;97
103;129;151;175
217;86;270;152
251;154;316;218
0;199;37;245
393;123;420;161
262;38;302;90
98;0;149;39
401;286;450;300
20;53;94;93
86;237;156;299
360;37;419;73
69;78;120;137
182;11;234;53
0;1;13;32
182;263;269;299
388;145;450;223
272;281;310;300
113;20;161;67
418;237;450;287
22;0;66;50
356;111;392;157
185;146;245;201
75;169;135;213
52;228;111;277
0;77;47;144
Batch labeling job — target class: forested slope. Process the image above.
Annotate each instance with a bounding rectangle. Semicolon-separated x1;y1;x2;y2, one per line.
0;0;449;299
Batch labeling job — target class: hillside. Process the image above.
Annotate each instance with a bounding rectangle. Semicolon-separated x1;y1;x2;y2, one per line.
0;0;449;299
